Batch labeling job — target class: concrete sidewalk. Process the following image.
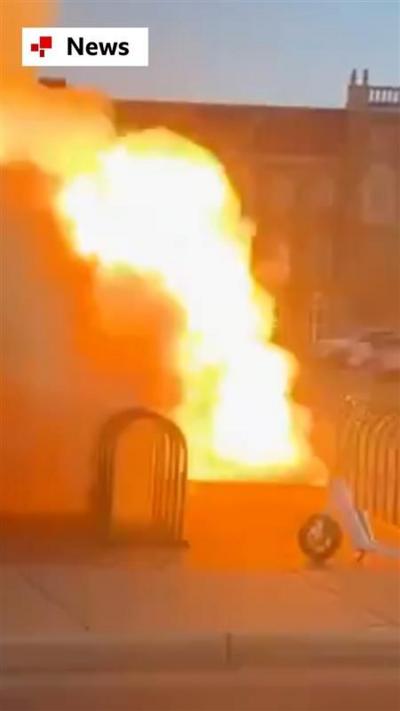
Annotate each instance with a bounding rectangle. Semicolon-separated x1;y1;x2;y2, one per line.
1;550;399;672
2;557;400;635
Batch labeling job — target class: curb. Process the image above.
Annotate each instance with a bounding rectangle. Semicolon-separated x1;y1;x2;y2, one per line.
2;632;399;673
0;636;224;673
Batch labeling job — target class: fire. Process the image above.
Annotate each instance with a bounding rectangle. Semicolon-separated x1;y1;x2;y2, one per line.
58;129;312;480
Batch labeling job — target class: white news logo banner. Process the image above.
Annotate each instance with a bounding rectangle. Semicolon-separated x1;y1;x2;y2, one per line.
22;28;149;67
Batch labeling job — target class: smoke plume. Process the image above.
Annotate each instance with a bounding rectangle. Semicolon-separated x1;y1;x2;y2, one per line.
0;2;184;513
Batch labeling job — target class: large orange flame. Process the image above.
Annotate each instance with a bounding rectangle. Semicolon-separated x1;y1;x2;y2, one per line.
58;129;314;481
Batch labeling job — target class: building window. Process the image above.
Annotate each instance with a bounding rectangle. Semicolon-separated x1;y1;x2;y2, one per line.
361;164;397;226
266;174;296;212
308;175;335;210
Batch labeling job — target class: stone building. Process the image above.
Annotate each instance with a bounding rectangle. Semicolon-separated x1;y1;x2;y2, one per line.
40;71;400;349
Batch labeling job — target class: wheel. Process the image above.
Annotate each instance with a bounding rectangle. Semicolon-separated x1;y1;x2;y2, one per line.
298;513;342;563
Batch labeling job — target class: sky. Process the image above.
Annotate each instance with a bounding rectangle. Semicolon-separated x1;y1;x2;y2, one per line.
46;0;400;107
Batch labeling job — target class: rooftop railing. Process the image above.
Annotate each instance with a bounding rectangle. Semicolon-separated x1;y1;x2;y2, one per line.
368;85;400;106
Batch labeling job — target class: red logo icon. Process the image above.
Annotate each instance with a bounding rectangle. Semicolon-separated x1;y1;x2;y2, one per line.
30;36;53;58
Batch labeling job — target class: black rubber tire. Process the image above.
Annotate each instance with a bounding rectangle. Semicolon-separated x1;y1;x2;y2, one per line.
298;513;342;563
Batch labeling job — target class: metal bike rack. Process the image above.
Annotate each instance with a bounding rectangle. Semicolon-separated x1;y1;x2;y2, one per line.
94;408;188;544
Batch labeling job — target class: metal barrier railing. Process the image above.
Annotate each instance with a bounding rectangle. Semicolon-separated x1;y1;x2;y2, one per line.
93;408;188;544
336;398;400;526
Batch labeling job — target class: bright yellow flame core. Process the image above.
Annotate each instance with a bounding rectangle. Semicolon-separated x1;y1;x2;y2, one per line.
58;130;312;480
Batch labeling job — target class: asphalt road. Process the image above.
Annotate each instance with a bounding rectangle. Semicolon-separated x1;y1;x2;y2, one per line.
2;667;400;711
